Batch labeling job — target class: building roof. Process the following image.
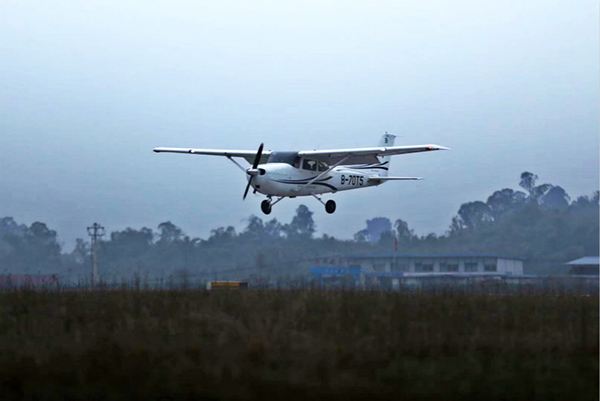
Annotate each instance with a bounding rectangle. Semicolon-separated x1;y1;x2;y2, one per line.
565;256;600;266
338;253;524;261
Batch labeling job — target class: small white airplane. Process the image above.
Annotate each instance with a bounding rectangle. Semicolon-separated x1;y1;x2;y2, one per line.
154;134;448;215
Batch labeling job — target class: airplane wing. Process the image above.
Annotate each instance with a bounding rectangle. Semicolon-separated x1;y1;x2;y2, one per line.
153;147;272;165
298;144;449;164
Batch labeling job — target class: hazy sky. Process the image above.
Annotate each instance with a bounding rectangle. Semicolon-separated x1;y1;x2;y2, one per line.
1;0;598;248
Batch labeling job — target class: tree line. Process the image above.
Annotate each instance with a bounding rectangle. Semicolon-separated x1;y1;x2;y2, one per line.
0;172;597;279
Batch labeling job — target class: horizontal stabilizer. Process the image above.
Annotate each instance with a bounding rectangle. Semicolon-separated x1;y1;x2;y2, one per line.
368;176;422;183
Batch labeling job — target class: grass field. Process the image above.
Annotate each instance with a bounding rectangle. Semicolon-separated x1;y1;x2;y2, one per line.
0;289;597;401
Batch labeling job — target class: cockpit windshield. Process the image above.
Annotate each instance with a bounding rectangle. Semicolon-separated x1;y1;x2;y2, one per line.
267;151;299;166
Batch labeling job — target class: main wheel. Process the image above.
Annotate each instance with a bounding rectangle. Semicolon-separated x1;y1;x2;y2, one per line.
325;200;336;214
261;200;272;215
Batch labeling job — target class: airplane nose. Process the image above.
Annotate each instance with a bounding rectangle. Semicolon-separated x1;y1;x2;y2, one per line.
246;168;266;177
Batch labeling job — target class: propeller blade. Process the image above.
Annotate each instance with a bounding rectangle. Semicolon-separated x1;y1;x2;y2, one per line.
243;177;253;200
243;143;264;200
252;143;264;169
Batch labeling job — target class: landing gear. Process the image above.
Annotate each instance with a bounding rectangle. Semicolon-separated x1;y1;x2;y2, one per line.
261;195;336;215
261;199;272;215
260;196;284;214
325;200;336;214
311;194;337;214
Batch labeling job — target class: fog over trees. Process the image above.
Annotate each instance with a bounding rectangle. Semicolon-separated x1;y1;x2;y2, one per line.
0;172;597;280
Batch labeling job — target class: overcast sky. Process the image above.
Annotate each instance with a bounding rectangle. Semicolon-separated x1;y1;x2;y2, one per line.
0;0;598;248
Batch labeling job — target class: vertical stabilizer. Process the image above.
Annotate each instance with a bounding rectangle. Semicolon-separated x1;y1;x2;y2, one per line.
377;133;396;176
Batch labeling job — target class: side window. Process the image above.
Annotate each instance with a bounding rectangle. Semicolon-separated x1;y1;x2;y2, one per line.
302;159;317;171
317;161;329;171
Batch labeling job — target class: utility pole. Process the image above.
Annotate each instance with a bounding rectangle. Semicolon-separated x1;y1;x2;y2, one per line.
87;223;105;287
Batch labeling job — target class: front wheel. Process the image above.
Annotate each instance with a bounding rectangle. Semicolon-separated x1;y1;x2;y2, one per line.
261;200;272;215
325;200;336;214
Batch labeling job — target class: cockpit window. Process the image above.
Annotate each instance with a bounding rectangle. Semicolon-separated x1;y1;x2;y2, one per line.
302;159;318;171
301;159;329;171
267;151;299;166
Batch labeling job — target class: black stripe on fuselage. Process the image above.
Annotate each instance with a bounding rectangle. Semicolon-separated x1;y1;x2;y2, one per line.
273;178;337;192
274;175;333;184
351;166;389;171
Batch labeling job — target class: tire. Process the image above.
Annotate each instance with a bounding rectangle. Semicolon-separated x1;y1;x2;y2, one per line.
261;200;272;215
325;200;336;214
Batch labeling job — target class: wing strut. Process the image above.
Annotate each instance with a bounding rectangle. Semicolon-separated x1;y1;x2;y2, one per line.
226;156;247;172
302;155;350;188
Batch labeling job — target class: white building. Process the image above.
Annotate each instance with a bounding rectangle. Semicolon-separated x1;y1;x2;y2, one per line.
312;254;524;276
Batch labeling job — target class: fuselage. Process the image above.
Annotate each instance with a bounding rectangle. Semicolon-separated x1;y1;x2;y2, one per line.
250;163;384;197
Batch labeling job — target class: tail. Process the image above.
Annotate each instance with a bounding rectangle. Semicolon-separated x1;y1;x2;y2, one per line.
377;133;396;177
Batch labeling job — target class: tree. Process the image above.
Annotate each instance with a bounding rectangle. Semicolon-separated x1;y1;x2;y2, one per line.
378;230;395;247
2;222;63;273
353;230;368;242
572;191;600;208
394;219;415;244
285;205;315;239
486;188;527;218
354;217;392;243
519;172;538;197
27;222;62;269
157;221;183;244
452;201;494;231
519;171;557;204
207;226;237;243
540;186;570;210
264;219;284;238
0;217;26;238
106;227;154;260
71;238;90;265
531;183;553;203
243;215;265;239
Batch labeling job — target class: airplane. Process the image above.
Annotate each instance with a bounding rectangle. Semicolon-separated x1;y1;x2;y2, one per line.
153;134;449;215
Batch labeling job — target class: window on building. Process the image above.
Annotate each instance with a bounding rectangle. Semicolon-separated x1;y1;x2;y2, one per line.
392;262;408;272
464;262;478;272
440;263;459;272
415;263;434;272
484;264;497;272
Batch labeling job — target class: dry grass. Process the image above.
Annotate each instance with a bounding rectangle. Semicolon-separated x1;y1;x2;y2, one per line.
0;289;597;401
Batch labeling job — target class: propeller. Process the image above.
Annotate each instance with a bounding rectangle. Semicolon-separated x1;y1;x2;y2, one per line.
243;143;264;200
